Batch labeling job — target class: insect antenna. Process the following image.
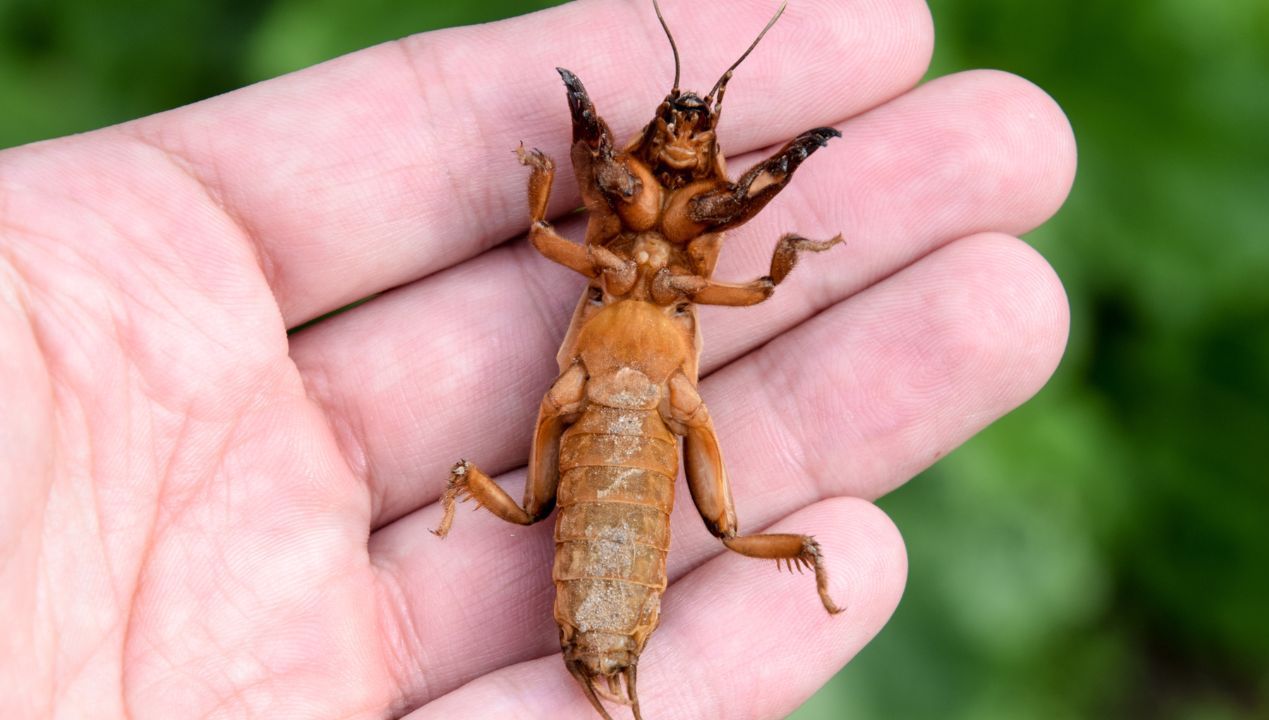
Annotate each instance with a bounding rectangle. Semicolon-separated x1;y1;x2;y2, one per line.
652;0;681;96
705;0;788;117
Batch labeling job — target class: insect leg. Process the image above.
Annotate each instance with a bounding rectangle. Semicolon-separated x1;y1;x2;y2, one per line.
516;143;556;223
650;233;842;307
526;221;639;282
557;67;643;205
689;127;842;232
766;232;845;284
513;142;600;277
720;534;843;615
557;67;613;150
527;220;597;277
432;363;587;537
665;371;844;615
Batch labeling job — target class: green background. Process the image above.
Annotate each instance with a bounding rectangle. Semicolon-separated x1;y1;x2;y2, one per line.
4;1;1265;717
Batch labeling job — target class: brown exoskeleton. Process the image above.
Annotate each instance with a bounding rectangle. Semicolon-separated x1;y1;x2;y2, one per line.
432;2;843;717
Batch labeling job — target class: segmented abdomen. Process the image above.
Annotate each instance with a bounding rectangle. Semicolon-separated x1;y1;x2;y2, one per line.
553;403;677;675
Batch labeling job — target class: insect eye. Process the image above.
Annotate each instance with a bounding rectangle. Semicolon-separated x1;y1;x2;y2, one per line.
587;286;605;305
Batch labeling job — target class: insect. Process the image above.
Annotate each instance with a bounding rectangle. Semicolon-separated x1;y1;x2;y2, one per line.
432;2;843;717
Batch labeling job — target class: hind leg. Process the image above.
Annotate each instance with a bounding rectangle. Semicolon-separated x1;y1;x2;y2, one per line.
722;533;843;615
665;370;844;615
432;362;586;536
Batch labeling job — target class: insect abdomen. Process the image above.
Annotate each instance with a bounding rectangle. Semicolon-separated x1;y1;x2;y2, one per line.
553;403;677;678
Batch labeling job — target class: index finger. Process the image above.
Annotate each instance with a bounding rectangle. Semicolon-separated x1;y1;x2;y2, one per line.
125;0;932;325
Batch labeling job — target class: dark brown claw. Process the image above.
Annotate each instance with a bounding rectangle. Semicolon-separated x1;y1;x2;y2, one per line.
557;67;613;150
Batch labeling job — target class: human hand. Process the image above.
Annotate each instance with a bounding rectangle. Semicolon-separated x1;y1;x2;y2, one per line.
0;1;1073;718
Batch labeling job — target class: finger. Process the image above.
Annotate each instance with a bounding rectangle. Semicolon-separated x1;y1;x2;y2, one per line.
703;69;1076;363
0;268;54;560
290;69;1075;527
123;0;933;326
702;232;1070;505
368;232;1066;705
402;498;905;719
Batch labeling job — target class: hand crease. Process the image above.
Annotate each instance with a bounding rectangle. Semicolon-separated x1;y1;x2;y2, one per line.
119;130;280;313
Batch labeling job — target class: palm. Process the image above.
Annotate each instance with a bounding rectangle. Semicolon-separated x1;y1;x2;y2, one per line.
3;138;392;715
0;2;1074;719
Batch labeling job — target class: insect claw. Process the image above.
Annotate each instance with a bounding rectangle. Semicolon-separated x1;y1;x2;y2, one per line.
433;459;480;537
516;144;553;172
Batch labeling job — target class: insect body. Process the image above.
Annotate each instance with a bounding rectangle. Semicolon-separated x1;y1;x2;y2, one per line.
432;3;843;717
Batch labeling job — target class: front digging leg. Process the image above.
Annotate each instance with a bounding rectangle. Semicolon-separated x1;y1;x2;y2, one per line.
689;127;841;233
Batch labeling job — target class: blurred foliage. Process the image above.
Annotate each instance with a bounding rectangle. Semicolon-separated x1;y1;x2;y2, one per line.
0;0;566;145
796;2;1269;718
3;0;1266;718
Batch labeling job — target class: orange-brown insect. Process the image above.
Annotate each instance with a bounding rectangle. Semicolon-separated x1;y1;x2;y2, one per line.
433;2;843;717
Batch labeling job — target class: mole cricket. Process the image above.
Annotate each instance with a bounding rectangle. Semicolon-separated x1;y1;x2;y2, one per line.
432;2;844;717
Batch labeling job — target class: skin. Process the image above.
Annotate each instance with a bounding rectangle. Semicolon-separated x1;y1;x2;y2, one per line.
0;1;1074;718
